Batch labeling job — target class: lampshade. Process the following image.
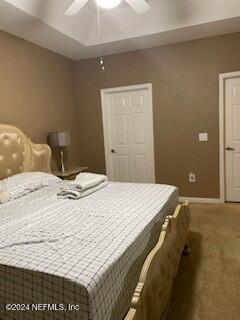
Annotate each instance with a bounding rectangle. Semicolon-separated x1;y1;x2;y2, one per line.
48;130;71;147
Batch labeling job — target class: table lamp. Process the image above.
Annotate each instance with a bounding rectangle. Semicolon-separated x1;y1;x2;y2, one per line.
48;130;71;173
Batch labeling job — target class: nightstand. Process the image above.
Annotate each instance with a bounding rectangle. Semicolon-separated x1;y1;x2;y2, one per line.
53;166;88;180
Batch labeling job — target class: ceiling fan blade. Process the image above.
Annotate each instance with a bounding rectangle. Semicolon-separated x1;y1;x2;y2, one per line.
125;0;150;14
65;0;89;16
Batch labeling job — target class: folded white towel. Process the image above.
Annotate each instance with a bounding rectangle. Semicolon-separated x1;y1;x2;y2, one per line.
0;189;11;204
57;181;108;200
74;172;108;190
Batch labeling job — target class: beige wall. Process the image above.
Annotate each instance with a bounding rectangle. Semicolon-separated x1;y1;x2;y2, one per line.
2;29;240;198
0;30;80;168
76;32;240;198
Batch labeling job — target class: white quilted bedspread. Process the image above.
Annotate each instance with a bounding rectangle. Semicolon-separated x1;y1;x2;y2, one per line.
0;181;178;320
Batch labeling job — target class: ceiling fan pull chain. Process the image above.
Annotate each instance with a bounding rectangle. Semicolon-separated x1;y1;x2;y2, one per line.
96;4;105;71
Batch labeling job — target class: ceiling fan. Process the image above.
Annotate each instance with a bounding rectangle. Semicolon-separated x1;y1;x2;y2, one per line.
65;0;151;16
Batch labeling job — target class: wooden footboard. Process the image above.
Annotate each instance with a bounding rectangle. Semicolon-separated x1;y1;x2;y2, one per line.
125;201;190;320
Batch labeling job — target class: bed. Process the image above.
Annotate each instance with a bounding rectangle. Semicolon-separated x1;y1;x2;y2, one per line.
0;124;190;320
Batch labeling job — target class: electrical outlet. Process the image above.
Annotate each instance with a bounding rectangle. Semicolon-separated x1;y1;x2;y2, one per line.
189;172;196;183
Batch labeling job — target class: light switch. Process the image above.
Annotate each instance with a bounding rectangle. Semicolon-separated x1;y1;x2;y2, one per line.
199;133;208;142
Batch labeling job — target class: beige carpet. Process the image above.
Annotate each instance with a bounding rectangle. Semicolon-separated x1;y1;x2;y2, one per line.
166;203;240;320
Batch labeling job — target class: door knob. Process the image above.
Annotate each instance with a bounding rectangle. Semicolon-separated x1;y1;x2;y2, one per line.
111;149;116;153
226;146;235;151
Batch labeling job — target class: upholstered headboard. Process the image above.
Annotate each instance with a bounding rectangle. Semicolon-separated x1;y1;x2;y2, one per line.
0;124;51;180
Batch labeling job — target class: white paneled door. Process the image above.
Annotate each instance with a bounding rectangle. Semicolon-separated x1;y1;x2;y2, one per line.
101;84;155;183
225;77;240;202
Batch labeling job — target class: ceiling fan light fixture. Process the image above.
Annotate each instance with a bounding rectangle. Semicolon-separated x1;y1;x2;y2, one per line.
96;0;122;9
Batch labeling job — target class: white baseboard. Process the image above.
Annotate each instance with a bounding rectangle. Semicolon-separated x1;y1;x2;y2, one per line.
179;196;224;204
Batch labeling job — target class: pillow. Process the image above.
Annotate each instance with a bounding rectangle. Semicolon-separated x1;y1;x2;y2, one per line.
0;172;61;201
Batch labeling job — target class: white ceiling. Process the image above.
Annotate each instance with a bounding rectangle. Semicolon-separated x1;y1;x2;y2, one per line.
1;0;240;60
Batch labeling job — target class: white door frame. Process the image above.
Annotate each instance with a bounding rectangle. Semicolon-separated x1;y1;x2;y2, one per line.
100;83;155;182
219;71;240;203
